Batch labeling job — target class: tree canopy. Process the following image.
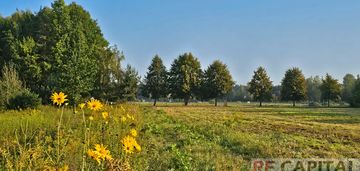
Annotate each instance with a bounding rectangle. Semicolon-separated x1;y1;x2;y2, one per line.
168;53;202;106
320;74;341;107
142;55;168;106
203;60;234;106
350;77;360;107
341;74;356;104
0;0;131;105
280;67;307;106
248;67;273;107
306;76;322;103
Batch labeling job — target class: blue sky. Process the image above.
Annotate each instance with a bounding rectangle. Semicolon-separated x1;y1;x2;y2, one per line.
1;0;360;84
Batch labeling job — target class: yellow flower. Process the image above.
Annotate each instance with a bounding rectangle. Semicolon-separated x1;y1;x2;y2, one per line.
121;135;141;154
89;116;94;121
87;149;101;164
94;144;113;160
50;92;68;106
78;103;85;109
87;99;103;111
130;129;137;137
87;144;112;165
102;112;109;120
121;116;127;122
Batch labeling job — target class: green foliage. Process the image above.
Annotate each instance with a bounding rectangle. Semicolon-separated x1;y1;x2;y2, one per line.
0;64;23;108
16;37;42;90
120;65;140;101
350;78;360;107
228;85;251;102
143;55;168;105
7;90;41;110
0;0;123;104
280;67;307;106
48;0;102;104
306;76;322;102
203;60;234;106
93;46;124;102
169;53;202;105
320;74;341;107
248;67;273;106
0;64;40;110
341;74;356;103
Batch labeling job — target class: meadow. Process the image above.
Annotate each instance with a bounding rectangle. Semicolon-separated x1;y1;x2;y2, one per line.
0;102;360;170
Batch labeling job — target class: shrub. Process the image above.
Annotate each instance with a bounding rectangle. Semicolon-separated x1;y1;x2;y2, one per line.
7;90;41;110
0;64;23;109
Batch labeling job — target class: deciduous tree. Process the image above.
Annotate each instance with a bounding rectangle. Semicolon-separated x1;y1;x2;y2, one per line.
248;67;272;107
280;67;307;107
169;53;202;106
320;74;341;107
350;77;360;107
306;76;322;103
203;60;234;106
341;74;356;103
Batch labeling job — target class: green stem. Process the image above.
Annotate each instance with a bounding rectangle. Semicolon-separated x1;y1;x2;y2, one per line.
81;110;87;171
57;106;64;166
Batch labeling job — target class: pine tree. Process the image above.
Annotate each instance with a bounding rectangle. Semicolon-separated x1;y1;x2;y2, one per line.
248;67;273;107
143;55;168;106
203;60;234;106
169;53;202;106
280;67;307;107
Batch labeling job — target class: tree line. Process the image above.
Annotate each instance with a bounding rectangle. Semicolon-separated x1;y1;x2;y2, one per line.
141;54;360;107
141;53;234;106
228;70;360;107
0;0;140;109
1;0;360;109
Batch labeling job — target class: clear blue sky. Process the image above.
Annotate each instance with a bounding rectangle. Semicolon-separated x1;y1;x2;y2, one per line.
1;0;360;84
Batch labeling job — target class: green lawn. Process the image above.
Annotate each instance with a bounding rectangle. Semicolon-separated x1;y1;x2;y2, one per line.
0;103;359;170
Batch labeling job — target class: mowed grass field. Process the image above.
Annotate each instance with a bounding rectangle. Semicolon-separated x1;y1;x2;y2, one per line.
0;103;360;170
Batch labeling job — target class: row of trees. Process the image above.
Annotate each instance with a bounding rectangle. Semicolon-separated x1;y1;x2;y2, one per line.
141;53;234;106
228;67;360;107
141;54;360;107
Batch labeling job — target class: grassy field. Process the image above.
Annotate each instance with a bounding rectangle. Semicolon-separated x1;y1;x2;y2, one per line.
0;103;359;170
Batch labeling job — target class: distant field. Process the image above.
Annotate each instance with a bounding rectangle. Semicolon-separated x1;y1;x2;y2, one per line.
141;103;360;170
0;103;359;170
